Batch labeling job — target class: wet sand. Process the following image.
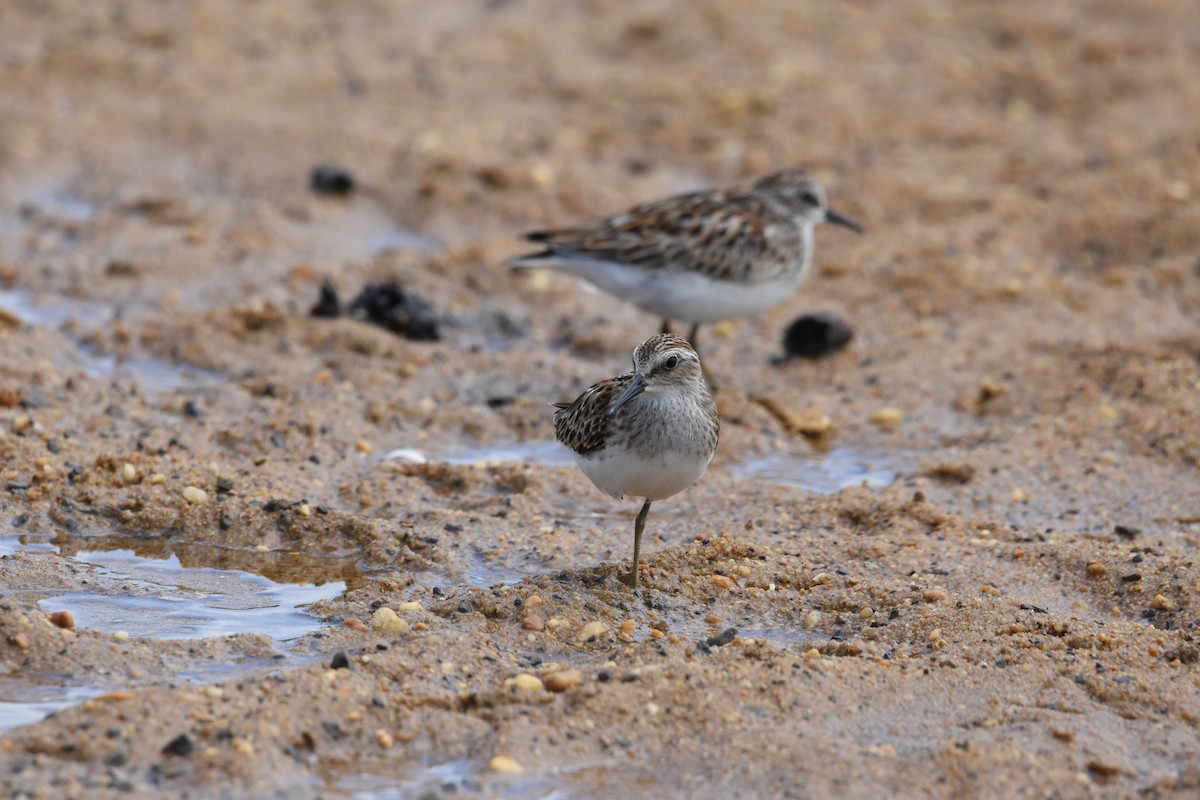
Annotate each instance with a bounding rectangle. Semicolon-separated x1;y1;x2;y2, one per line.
1;1;1199;797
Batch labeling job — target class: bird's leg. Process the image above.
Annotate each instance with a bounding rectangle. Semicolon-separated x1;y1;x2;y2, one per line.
659;319;673;335
686;323;720;393
623;499;652;590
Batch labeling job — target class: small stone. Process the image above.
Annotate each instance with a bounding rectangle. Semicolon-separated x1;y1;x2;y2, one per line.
122;463;137;483
355;440;373;454
232;738;253;756
375;729;394;749
928;628;942;643
329;651;351;670
1011;487;1029;503
1151;594;1174;612
507;673;544;692
705;627;737;648
780;312;854;360
619;619;637;635
869;408;903;428
370;607;409;636
490;755;523;774
396;601;422;612
521;614;545;631
48;610;74;629
525;594;542;606
255;544;269;553
6;632;30;649
182;486;207;504
711;575;734;589
162;734;194;757
310;164;356;197
804;647;821;659
343;617;368;632
803;610;821;627
543;669;583;693
578;621;607;641
113;630;130;642
923;589;948;603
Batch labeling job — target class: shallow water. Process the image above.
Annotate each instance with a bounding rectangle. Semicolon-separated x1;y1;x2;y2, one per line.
32;547;345;640
384;440;900;496
0;289;221;391
733;446;900;494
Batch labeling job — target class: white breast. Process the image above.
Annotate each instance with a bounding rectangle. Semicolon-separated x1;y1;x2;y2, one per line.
573;444;713;502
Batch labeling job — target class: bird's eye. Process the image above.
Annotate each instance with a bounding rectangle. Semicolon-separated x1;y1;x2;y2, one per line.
665;355;679;370
799;191;820;206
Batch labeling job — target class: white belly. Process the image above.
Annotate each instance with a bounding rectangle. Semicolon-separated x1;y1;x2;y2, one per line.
574;444;713;502
527;256;804;324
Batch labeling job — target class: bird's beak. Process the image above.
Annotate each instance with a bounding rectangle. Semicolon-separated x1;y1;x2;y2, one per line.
606;374;648;418
826;207;864;234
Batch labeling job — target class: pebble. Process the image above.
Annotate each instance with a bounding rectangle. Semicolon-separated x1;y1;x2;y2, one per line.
490;755;523;774
113;630;130;642
371;607;409;636
804;610;821;627
619;619;636;636
255;544;269;553
711;575;734;589
48;610;74;629
161;734;194;757
780;312;854;360
521;614;545;631
1152;594;1174;611
6;632;30;649
122;463;137;483
232;738;253;756
355;440;373;454
507;673;544;692
922;589;948;603
182;486;208;504
578;621;607;641
396;601;422;612
343;617;368;632
310;164;356;196
375;729;394;749
869;408;904;428
543;669;583;693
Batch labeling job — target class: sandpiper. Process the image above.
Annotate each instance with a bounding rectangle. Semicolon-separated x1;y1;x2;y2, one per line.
511;168;862;351
552;333;719;589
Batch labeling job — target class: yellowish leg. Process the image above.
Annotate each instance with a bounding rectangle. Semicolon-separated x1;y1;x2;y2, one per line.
623;499;652;590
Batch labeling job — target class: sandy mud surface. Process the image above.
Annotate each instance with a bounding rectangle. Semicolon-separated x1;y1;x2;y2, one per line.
1;1;1198;797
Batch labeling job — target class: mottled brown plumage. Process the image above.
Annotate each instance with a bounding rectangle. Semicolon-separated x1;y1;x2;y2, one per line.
512;169;862;351
552;334;719;590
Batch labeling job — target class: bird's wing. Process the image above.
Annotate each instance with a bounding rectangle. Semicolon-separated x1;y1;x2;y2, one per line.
523;191;775;282
551;373;633;456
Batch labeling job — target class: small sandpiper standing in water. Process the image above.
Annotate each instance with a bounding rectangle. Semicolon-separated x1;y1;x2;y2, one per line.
511;169;862;352
553;333;719;589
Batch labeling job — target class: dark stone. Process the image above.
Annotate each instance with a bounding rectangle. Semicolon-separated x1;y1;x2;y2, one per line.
778;312;854;361
1114;524;1141;539
310;277;341;318
215;477;235;494
347;281;440;341
329;651;351;670
310;164;356;197
161;733;194;757
705;627;738;648
181;400;202;418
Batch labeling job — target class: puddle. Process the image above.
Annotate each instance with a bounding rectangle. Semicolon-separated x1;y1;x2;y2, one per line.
0;289;221;391
32;548;344;640
383;440;896;497
733;446;900;494
341;756;577;800
383;440;575;469
0;288;113;329
0;677;103;733
464;551;528;587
